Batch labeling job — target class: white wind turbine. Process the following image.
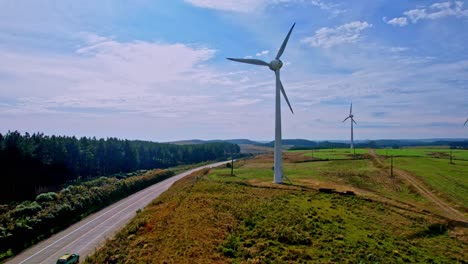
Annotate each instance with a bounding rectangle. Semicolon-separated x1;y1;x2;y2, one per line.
342;103;357;150
227;23;295;184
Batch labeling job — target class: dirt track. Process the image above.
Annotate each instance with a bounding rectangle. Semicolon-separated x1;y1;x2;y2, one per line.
368;149;467;223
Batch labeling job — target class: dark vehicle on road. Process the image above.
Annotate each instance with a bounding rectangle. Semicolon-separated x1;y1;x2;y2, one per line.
56;253;79;264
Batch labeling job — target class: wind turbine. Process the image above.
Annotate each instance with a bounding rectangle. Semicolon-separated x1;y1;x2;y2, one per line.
465;118;468;126
343;103;357;150
227;23;295;184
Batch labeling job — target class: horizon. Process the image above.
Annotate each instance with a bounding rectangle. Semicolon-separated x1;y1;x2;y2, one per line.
1;1;468;141
1;129;467;144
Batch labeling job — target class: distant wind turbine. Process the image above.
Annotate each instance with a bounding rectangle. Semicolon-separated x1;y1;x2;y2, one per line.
227;23;296;184
342;103;357;150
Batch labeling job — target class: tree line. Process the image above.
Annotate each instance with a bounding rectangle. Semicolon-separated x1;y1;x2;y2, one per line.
0;131;239;203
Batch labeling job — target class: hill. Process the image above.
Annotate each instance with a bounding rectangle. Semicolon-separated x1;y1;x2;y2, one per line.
169;139;262;145
169;138;468;150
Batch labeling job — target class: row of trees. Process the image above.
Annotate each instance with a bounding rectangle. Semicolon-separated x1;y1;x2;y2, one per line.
0;131;239;202
0;169;174;260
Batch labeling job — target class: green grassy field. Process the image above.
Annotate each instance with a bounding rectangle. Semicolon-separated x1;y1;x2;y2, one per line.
218;152;428;206
374;148;468;160
289;148;468;209
85;150;467;263
290;148;369;160
392;157;468;208
289;147;468;161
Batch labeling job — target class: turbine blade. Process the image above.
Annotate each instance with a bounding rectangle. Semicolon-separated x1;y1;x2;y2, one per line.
276;70;294;114
353;119;357;125
465;118;468;126
350;102;353;115
276;23;296;59
343;117;350;122
226;58;269;66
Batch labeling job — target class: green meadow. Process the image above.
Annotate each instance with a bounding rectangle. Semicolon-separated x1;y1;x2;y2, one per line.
374;148;468;160
393;157;468;208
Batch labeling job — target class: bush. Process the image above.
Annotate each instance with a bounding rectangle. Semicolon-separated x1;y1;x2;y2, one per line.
12;201;42;217
36;192;58;203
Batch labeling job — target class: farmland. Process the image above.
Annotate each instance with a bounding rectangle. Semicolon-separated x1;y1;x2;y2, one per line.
85;148;467;263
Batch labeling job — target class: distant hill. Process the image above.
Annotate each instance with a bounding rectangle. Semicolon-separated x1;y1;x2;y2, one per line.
169;139;207;145
354;139;468;149
169;138;468;149
169;139;262;146
260;139;348;149
213;139;261;145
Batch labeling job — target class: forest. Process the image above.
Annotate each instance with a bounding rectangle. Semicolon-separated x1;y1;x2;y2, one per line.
0;131;239;203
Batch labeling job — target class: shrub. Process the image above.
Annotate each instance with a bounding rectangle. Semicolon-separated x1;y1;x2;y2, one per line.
36;192;58;203
12;201;42;217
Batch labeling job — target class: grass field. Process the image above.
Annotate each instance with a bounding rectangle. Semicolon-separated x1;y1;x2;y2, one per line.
290;148;369;160
85;150;467;263
289;148;468;210
295;147;468;161
374;148;468;160
226;152;432;208
393;157;468;209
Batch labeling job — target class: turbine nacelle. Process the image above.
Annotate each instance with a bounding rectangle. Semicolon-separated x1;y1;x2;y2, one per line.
269;59;283;71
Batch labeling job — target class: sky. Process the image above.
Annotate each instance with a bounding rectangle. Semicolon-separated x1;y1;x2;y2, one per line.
0;0;467;142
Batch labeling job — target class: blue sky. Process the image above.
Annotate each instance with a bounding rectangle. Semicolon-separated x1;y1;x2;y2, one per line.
0;0;467;141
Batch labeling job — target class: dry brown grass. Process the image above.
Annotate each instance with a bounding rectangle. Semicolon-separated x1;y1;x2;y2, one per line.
125;170;233;264
85;151;468;263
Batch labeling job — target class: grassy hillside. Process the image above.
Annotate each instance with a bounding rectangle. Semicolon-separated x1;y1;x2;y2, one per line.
85;150;467;263
393;157;468;209
367;148;468;209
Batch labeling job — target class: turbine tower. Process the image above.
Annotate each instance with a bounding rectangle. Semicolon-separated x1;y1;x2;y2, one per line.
343;103;357;149
227;23;295;184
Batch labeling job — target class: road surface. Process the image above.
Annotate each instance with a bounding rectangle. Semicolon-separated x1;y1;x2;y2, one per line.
7;161;230;264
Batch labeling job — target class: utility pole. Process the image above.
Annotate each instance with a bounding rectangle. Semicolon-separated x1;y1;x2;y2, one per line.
390;155;394;178
230;150;234;176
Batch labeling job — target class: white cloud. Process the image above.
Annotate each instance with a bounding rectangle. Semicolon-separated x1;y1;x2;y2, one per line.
229;98;262;106
183;0;265;12
386;1;468;26
301;21;372;48
184;0;344;14
309;0;345;15
386;17;408;26
0;33;225;118
390;46;409;52
426;1;468;19
77;32;109;45
256;50;270;56
404;9;429;23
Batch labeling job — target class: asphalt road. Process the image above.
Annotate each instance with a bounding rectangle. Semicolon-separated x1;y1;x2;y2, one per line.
7;161;230;264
